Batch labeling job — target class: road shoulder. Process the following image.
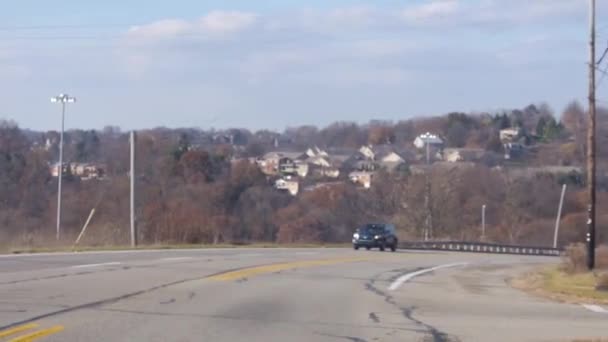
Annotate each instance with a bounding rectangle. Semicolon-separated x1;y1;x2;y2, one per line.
511;266;608;306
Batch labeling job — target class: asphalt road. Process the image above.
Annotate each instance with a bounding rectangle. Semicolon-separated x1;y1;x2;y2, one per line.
0;248;606;342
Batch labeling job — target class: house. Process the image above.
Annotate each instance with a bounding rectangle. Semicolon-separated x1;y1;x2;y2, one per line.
351;145;406;172
349;171;373;188
443;148;486;162
278;158;309;177
359;145;375;160
71;163;106;180
375;147;406;172
500;128;521;142
50;163;65;177
414;133;443;149
50;162;105;180
258;151;306;175
312;167;340;178
275;177;299;196
305;146;329;158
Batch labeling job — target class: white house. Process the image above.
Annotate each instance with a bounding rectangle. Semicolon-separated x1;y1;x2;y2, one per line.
307;155;331;168
499;128;521;142
275;177;299;196
414;133;443;149
306;146;329;158
349;171;373;189
443;148;486;163
358;145;375;160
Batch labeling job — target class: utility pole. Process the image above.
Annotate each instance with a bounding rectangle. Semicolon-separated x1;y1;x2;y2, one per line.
586;0;597;270
553;184;567;249
130;131;137;248
50;94;76;241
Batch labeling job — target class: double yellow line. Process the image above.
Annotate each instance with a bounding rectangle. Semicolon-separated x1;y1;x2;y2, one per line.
0;323;64;342
208;256;370;281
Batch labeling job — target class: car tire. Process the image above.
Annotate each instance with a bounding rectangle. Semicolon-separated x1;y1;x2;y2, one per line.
390;244;396;252
366;246;371;250
354;245;359;250
379;244;385;252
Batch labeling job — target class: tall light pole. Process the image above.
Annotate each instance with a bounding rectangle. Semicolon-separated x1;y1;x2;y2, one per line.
586;0;596;270
130;131;137;248
419;132;435;241
481;204;486;242
51;94;76;241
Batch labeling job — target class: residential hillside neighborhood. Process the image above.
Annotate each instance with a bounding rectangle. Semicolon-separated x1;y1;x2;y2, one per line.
1;102;607;248
237;124;582;196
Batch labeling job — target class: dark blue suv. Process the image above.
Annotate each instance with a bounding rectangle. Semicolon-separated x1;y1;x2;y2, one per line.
352;223;398;252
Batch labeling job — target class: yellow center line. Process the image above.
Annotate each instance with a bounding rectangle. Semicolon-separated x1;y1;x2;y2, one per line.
209;257;370;281
8;326;64;342
0;324;39;338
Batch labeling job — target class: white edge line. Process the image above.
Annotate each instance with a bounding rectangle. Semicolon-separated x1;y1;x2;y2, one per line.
71;262;122;269
389;262;469;291
582;304;608;314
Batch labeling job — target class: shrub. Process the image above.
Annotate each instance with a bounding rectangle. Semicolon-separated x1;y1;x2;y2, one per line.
562;244;608;274
597;245;608;269
561;243;587;274
597;273;608;292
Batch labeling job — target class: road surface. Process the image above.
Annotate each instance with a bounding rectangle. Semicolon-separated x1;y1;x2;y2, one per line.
0;248;606;341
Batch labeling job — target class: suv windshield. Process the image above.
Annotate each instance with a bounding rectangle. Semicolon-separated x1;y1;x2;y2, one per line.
360;224;385;234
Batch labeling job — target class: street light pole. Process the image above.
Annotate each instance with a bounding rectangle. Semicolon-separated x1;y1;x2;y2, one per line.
586;0;597;270
420;132;437;241
51;94;76;241
481;204;486;241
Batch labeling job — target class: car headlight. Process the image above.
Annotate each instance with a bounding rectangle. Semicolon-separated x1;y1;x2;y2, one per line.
374;235;380;239
353;233;359;239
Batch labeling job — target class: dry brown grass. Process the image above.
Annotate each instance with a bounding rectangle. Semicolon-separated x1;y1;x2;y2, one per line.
561;243;608;274
562;243;588;273
598;273;608;292
597;245;608;269
512;266;608;305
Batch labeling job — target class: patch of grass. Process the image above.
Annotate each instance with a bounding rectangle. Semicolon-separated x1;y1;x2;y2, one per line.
514;266;608;305
4;243;351;255
542;267;608;302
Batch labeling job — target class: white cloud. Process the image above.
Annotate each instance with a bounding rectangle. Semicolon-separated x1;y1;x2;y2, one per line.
126;10;257;42
401;0;460;22
199;10;258;34
128;19;190;40
399;0;584;27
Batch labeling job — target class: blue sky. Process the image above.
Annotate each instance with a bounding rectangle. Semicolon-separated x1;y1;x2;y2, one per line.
0;0;605;131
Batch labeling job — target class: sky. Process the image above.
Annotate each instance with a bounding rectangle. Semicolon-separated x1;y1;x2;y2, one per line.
0;0;606;131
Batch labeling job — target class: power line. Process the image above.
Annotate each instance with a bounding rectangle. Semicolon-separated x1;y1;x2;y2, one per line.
597;43;608;65
596;65;608;88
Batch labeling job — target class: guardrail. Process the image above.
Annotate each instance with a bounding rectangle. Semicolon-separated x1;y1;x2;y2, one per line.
399;241;562;257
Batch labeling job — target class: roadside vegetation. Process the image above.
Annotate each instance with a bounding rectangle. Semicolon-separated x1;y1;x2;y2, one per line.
514;244;608;304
